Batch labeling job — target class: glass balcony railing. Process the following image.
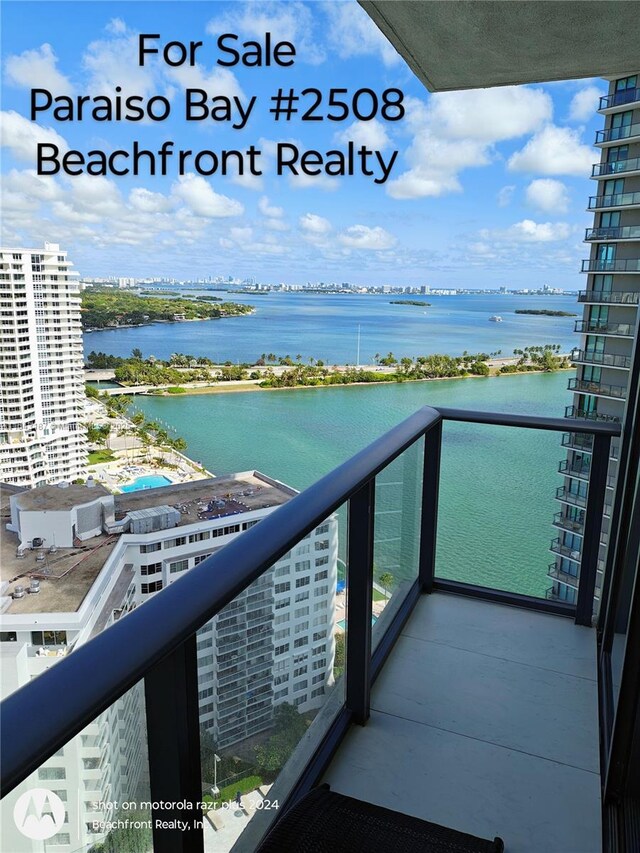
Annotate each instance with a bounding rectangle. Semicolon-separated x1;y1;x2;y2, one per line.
596;122;640;144
558;458;591;479
564;405;621;423
568;377;627;399
571;349;632;369
549;538;582;562
546;562;580;588
581;258;640;274
552;511;584;535
556;485;588;507
599;88;640;110
592;156;640;177
574;320;635;336
577;290;640;304
0;406;620;853
584;225;640;241
588;191;640;209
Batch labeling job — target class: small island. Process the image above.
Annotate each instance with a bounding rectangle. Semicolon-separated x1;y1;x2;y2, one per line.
514;309;577;317
389;300;432;307
81;290;254;331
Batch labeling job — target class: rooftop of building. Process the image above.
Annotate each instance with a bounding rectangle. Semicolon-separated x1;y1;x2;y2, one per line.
0;472;295;619
12;481;112;512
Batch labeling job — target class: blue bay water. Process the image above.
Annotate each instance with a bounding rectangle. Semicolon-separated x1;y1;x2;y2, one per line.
84;291;580;364
134;371;573;598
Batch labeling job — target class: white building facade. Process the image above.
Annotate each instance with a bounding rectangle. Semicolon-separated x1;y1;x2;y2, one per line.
0;242;87;488
0;474;337;852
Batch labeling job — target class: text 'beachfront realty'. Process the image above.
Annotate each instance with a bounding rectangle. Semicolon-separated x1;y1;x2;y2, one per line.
29;33;402;183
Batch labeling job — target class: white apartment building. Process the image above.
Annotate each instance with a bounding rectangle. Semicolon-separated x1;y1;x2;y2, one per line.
0;242;87;488
549;73;640;603
0;472;337;852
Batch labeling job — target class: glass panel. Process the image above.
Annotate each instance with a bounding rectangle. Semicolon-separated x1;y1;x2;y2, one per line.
371;437;424;651
196;508;345;852
1;681;152;853
435;422;565;598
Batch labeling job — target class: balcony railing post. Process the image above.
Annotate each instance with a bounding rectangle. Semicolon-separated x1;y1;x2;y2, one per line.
576;432;612;626
345;479;375;725
418;420;442;593
144;635;204;853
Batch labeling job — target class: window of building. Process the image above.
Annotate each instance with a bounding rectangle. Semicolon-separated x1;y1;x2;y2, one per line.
169;559;189;574
38;767;66;780
294;679;308;692
0;632;17;642
140;562;162;575
189;531;210;543
311;687;325;698
275;643;289;656
194;553;212;565
164;536;186;549
295;591;309;602
31;630;67;646
295;576;309;588
275;597;290;609
293;637;308;648
274;688;288;700
294;696;305;706
275;582;291;594
315;570;328;581
141;581;163;594
140;542;161;554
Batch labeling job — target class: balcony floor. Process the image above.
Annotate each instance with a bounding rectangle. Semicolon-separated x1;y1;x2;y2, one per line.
324;592;600;853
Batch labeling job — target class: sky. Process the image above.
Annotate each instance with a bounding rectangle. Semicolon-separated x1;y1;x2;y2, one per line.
0;0;606;287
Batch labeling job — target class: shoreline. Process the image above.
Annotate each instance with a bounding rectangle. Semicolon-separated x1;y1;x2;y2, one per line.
125;365;575;398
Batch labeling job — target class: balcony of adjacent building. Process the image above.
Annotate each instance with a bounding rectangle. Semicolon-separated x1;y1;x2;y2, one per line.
584;224;640;242
568;377;627;401
595;122;640;147
552;509;584;536
564;405;621;424
4;400;636;853
577;289;640;305
574;320;636;338
598;87;640;113
588;191;640;211
592;156;640;179
571;349;632;370
580;259;640;275
549;537;582;563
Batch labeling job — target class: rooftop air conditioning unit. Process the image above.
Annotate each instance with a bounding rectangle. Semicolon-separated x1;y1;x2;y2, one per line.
29;580;40;594
12;586;25;599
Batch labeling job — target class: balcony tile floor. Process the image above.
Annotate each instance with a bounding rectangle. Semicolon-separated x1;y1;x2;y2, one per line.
324;592;601;853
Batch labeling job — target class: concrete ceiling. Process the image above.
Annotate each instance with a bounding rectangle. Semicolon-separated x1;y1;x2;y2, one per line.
359;1;640;91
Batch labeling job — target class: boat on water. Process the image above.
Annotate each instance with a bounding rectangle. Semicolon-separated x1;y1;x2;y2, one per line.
489;315;503;322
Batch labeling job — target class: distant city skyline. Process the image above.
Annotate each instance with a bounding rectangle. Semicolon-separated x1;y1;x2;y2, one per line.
1;1;605;287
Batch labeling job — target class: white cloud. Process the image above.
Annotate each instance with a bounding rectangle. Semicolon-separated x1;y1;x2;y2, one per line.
165;63;244;103
428;86;552;142
171;174;243;218
258;196;283;218
82;31;159;100
336;119;391;150
497;185;516;207
569;86;604;122
106;18;127;35
481;219;572;243
338;225;396;250
299;213;331;235
386;87;551;201
207;2;325;65
129;187;172;214
229;227;253;242
325;2;400;67
264;218;289;232
525;179;569;214
0;110;68;162
5;44;73;92
508;125;595;176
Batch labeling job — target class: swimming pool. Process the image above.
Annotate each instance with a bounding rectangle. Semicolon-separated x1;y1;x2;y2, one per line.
337;615;378;630
121;474;173;492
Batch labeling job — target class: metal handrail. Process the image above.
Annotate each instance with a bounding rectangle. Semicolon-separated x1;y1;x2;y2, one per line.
0;406;621;812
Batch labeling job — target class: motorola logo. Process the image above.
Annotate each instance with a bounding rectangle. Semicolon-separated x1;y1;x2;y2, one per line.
13;788;65;840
